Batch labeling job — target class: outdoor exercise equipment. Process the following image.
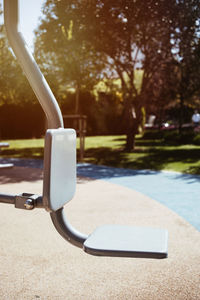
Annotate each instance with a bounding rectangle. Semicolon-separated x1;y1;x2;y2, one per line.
0;0;168;259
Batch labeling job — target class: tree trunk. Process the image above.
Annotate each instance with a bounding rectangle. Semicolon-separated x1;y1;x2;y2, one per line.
126;126;136;151
178;94;184;134
75;81;80;114
124;103;138;152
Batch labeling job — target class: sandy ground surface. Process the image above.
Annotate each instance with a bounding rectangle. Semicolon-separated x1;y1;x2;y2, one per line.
0;166;200;300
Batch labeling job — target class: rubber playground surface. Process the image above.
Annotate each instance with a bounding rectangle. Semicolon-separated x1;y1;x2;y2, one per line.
1;158;200;232
77;163;200;232
0;158;200;299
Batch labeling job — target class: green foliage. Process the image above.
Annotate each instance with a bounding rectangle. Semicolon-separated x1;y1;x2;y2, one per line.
61;90;98;135
163;130;196;144
193;133;200;145
60;90;124;135
34;0;105;113
0;1;199;143
0;27;20;105
95;92;124;135
0;17;37;107
143;128;200;146
34;0;200;151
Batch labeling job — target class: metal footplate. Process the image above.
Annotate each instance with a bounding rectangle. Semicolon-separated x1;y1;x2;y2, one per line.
84;225;168;259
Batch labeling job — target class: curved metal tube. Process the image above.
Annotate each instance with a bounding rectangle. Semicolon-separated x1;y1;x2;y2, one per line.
50;208;87;248
4;0;63;129
4;0;88;248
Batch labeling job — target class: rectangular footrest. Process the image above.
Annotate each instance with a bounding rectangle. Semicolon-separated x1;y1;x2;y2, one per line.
83;225;168;259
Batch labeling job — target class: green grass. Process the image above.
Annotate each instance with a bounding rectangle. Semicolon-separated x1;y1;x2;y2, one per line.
1;135;200;175
83;136;200;174
0;138;44;158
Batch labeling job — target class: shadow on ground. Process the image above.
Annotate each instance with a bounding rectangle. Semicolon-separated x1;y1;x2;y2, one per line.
77;163;156;179
83;146;200;175
0;144;200;184
0;147;43;158
77;163;200;184
0;166;43;184
0;164;92;185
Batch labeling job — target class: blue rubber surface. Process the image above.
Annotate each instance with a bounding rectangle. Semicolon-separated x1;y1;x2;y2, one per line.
78;164;200;232
1;158;199;231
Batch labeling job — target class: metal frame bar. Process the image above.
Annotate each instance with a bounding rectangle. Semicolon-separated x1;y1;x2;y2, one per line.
0;194;15;205
4;0;63;130
2;0;88;248
0;193;43;209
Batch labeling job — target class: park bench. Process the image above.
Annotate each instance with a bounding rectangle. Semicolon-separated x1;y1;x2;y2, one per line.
0;142;13;169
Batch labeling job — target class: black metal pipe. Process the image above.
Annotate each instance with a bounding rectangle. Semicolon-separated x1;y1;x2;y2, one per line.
34;196;44;208
50;208;88;248
0;194;15;205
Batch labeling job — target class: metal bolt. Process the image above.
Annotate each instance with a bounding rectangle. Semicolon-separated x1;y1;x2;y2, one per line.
24;198;34;210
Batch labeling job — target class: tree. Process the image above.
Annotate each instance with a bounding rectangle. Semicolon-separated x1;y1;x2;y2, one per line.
171;0;200;129
0;5;37;107
0;21;19;105
140;0;200;129
34;0;200;150
0;5;45;139
34;0;105;113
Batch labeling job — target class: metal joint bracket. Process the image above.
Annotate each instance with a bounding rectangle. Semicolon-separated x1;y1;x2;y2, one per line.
15;193;43;210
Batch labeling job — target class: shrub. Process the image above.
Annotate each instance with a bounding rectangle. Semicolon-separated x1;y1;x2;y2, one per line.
193;134;200;145
164;130;195;144
143;129;197;145
142;130;164;140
